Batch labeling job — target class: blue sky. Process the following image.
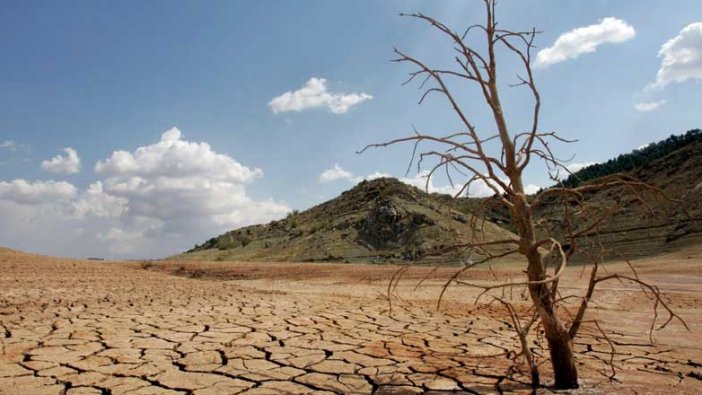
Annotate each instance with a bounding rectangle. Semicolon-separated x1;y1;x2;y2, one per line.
0;0;700;258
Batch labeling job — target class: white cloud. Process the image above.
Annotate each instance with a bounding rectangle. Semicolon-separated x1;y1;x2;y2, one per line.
524;184;542;195
41;147;81;174
400;172;543;197
70;181;127;219
0;179;77;205
634;100;666;112
95;127;289;247
0;127;290;259
95;220;161;256
566;162;595;173
318;165;392;184
96;128;261;182
363;172;393;181
319;164;355;183
318;165;540;197
535;17;635;68
650;22;702;89
269;78;372;114
399;171;465;196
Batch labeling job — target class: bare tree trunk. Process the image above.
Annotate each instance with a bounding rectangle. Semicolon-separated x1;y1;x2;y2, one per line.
525;248;579;389
517;198;579;389
529;279;579;388
545;328;579;388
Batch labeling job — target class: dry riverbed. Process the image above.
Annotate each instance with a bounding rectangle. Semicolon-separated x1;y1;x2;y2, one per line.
1;247;700;394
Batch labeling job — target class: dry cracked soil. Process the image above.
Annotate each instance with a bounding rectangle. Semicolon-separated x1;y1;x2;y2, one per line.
0;247;700;394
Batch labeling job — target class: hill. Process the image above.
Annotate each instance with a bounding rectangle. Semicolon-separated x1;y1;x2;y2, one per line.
180;130;701;264
543;133;702;260
454;129;702;260
175;178;517;263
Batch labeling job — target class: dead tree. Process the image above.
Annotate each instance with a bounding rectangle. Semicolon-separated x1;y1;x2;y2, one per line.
360;0;687;389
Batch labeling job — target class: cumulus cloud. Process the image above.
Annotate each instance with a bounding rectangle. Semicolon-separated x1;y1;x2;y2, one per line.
269;78;372;114
634;100;666;112
650;22;702;89
0;179;77;205
95;128;289;250
41;147;80;174
535;17;635;68
70;181;128;219
0;128;290;259
96;128;260;182
318;164;355;183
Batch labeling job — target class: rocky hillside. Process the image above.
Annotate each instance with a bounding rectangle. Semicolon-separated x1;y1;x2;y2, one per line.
175;178;517;263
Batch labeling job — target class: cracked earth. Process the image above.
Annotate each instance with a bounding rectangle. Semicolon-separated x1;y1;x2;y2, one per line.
1;247;700;394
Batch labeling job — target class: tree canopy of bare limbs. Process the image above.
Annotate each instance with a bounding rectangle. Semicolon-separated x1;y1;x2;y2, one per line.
360;0;688;390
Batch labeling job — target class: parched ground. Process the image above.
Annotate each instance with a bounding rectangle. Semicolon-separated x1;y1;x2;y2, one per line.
0;247;700;394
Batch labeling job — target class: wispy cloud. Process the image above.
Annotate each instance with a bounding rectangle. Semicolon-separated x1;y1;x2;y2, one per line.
634;100;666;112
0;140;18;151
0;140;29;153
536;17;635;68
269;78;372;114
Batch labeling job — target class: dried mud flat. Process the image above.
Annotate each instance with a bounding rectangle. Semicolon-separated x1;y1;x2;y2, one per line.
0;247;700;394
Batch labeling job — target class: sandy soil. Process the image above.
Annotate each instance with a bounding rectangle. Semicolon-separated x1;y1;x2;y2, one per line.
0;247;700;394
